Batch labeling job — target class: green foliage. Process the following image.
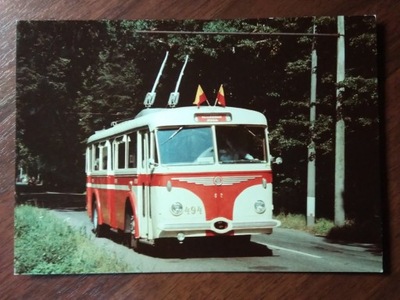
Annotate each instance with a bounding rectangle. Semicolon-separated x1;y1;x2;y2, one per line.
312;218;335;235
14;205;130;274
340;76;379;129
285;58;310;75
276;213;308;230
77;49;142;137
275;213;335;236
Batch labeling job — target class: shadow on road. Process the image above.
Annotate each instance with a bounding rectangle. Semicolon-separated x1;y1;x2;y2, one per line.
147;238;274;259
324;237;383;256
106;232;273;258
324;219;384;256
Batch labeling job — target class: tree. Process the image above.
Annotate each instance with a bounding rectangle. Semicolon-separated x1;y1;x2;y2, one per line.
16;21;108;190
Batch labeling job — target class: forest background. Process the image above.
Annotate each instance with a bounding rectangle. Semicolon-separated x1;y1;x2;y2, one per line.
16;17;380;224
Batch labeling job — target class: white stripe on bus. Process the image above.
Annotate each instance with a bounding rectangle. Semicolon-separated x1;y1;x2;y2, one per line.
86;183;130;191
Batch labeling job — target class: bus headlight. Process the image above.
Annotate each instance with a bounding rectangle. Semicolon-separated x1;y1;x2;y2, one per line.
254;200;266;214
171;202;183;216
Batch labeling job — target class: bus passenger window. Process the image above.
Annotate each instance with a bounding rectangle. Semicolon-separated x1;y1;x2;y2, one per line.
114;137;125;169
128;133;137;168
102;152;107;170
99;142;109;170
118;142;125;168
93;144;100;170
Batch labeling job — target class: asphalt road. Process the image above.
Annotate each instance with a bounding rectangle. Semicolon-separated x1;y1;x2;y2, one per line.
51;209;383;273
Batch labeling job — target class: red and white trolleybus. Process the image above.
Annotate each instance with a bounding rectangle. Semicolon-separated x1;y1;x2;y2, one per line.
85;105;281;250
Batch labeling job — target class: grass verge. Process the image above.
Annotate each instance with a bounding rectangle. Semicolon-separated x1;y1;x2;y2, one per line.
14;205;130;274
275;213;382;244
275;213;335;236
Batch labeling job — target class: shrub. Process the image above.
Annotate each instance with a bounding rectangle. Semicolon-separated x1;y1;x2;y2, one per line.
14;205;130;274
275;212;335;236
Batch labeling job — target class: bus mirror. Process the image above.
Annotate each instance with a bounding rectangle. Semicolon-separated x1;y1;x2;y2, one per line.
148;158;158;170
272;156;283;165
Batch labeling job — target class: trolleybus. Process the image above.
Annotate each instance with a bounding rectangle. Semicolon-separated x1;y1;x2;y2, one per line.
85;105;281;250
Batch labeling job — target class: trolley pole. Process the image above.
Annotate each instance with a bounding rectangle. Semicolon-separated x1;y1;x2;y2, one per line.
335;16;346;226
307;22;317;227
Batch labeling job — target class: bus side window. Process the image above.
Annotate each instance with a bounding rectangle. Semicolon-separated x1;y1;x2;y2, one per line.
108;141;113;170
114;136;125;169
101;144;107;170
128;133;137;168
93;143;100;171
119;141;125;168
99;141;111;171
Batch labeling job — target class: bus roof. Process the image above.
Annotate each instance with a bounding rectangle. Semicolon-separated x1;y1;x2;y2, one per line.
87;106;268;144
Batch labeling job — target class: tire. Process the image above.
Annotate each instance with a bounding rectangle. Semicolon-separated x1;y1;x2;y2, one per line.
92;203;107;237
125;209;140;252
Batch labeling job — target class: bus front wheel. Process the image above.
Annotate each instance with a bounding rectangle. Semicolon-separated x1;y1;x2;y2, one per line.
126;210;140;252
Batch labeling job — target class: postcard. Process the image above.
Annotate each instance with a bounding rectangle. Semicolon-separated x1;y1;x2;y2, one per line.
15;17;383;274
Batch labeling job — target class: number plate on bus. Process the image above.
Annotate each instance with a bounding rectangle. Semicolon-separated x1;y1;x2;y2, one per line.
184;206;202;215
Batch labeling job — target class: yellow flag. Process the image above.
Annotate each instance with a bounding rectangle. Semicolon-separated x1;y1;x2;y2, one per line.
193;85;207;106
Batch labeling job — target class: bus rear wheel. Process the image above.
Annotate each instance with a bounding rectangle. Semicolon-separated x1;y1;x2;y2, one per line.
92;203;107;238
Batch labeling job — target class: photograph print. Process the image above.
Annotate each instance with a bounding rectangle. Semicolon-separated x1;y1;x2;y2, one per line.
15;16;383;274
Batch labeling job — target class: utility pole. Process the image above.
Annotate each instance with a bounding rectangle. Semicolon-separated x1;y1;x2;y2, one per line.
307;21;317;227
335;16;346;226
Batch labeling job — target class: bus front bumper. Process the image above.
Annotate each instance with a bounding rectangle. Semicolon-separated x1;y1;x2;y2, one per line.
158;217;281;238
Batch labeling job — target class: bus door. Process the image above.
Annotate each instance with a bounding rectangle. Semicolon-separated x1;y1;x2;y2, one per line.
138;130;152;240
99;140;113;225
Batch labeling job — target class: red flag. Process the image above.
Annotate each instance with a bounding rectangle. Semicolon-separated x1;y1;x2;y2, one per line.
193;85;207;106
216;84;226;107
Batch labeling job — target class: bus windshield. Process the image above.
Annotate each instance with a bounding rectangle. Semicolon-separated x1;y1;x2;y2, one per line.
156;125;267;166
215;126;266;164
